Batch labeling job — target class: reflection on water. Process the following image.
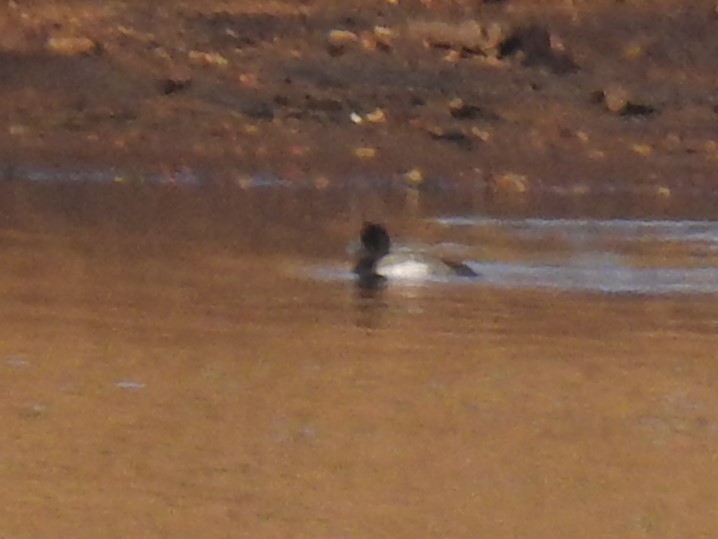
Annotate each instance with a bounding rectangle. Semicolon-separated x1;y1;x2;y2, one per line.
427;215;718;294
2;179;718;537
319;215;718;295
435;215;718;248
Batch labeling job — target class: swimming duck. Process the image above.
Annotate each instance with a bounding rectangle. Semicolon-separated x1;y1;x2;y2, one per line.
353;222;477;286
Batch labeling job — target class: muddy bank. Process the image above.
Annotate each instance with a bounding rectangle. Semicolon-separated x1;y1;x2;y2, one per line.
1;0;718;195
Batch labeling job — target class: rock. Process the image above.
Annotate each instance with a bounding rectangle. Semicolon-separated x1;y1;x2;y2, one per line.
354;147;377;159
493;173;529;194
159;74;192;95
372;26;395;51
404;168;424;185
409;20;509;58
239;73;260;88
410;20;576;73
444;50;462;63
499;25;577;74
328;29;360;44
602;85;630;114
594;86;656;117
314;176;330;190
449;98;498;121
470;127;491;141
427;126;473;150
188;50;229;67
8;124;27;136
327;29;359;56
632;144;653;156
365;108;387;123
45;36;99;56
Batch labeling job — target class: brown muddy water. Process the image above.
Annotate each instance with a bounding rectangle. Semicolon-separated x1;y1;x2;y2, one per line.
2;177;718;538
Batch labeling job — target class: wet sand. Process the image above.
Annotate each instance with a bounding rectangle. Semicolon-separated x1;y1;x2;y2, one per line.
2;183;718;537
2;0;718;193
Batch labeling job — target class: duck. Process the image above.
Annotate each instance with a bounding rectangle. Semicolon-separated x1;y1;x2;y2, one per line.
353;222;477;287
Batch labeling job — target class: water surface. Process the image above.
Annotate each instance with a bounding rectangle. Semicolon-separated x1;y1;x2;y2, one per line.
2;180;718;538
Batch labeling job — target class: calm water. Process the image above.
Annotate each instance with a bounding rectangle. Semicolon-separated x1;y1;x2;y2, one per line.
2;179;718;538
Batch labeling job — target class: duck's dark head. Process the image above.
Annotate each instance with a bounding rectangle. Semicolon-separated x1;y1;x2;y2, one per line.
359;222;391;258
353;222;391;287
